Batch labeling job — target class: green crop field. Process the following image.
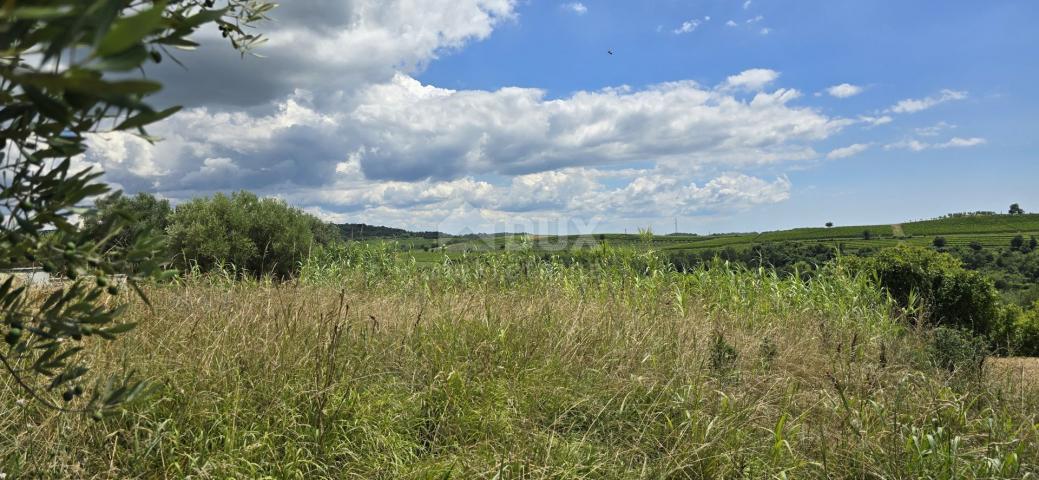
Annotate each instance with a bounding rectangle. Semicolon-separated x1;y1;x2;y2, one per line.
358;214;1039;259
652;214;1039;255
901;214;1039;236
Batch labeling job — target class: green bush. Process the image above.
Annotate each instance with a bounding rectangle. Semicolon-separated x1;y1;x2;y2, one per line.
82;192;172;255
848;246;1000;335
167;191;337;278
929;327;988;374
990;302;1039;356
709;331;738;375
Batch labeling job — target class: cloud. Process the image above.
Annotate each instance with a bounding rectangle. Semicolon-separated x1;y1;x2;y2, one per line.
350;74;843;180
915;121;955;137
759;27;771;35
826;83;863;98
147;0;518;108
826;143;871;160
722;68;780;91
858;115;893;127
674;18;704;34
562;2;587;15
743;1;752;9
726;20;738;27
93;70;843;188
939;137;986;148
885;136;986;152
291;166;791;229
87;68;844;231
888;89;967;114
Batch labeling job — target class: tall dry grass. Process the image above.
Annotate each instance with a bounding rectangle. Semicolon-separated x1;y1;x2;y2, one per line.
2;246;1037;478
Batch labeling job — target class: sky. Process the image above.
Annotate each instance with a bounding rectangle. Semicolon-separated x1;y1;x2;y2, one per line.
82;0;1039;235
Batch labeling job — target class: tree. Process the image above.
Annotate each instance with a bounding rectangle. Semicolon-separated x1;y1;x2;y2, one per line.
1012;235;1026;250
846;246;1001;335
863;230;873;240
82;192;172;255
1031;236;1039;252
825;222;834;228
1010;203;1025;215
167;191;335;278
933;236;948;248
1;0;272;417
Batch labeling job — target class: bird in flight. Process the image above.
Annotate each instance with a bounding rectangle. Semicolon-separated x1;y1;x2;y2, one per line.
607;50;614;55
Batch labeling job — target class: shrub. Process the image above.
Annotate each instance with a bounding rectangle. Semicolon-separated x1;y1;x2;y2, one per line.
82;192;172;255
848;246;1001;335
990;302;1039;356
933;236;948;248
167;191;336;278
929;327;988;374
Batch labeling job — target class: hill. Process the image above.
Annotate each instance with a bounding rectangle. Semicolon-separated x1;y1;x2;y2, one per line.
661;213;1039;254
335;223;449;240
405;213;1039;259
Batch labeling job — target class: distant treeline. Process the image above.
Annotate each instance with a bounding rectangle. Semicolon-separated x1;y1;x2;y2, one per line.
337;223;447;240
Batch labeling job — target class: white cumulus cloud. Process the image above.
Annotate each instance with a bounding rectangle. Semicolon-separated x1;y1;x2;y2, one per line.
562;2;587;14
674;19;703;34
885;136;986;152
826;143;871;160
888;89;967;114
722;68;780;91
826;83;863;98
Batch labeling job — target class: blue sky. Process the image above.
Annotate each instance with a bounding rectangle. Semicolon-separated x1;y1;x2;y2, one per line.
90;0;1039;234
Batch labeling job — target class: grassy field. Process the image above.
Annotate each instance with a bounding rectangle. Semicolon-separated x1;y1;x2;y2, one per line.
2;248;1038;477
902;214;1039;236
385;214;1039;260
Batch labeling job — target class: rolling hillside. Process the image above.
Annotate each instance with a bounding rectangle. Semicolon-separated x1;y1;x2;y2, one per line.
381;213;1039;258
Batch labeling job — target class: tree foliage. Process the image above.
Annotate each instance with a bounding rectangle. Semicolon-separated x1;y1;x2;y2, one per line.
0;0;272;416
82;192;172;254
847;246;1001;335
167;191;336;278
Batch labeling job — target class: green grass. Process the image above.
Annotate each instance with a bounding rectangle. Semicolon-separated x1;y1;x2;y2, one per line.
356;214;1039;259
656;214;1039;255
902;214;1039;236
3;247;1038;477
755;224;894;242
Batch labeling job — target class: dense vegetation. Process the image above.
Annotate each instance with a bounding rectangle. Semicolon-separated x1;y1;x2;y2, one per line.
4;246;1039;477
88;191;339;278
80;192;1039;357
337;223;447;240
